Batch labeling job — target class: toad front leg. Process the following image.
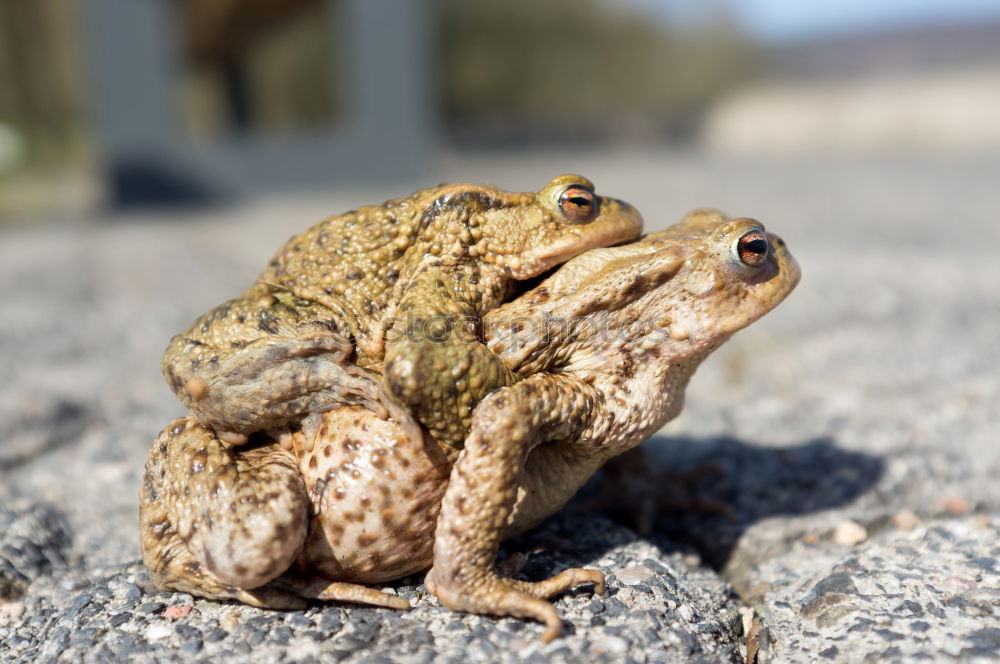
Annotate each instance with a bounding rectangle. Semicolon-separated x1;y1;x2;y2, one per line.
383;265;514;447
425;373;605;642
162;286;384;444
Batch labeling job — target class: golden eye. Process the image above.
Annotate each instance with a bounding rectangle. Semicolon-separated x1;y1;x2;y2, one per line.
558;185;598;223
736;230;769;267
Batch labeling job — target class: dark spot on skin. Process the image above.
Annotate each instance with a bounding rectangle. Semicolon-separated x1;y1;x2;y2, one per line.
311;319;339;333
149;518;169;540
308;456;318;471
618;349;636;380
190;451;207;473
625;275;646;298
257;311;280;335
274;523;289;541
203;547;217;573
170;421;187;437
346;270;364;281
358;534;376;547
423;190;501;225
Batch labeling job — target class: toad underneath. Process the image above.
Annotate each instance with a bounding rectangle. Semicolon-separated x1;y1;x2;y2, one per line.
142;209;799;641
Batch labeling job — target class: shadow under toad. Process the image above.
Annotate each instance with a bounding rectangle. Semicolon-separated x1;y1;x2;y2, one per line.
505;434;883;584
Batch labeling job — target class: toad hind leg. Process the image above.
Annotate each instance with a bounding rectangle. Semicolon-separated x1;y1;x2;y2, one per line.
140;417;310;604
425;374;605;642
273;574;410;610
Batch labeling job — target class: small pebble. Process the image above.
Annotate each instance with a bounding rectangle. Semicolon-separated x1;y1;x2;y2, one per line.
678;603;695;622
220;611;240;630
834;520;868;546
163;605;192;620
942;496;970;515
0;601;25;624
144;623;172;641
599;635;628;655
893;509;919;531
615;566;653;586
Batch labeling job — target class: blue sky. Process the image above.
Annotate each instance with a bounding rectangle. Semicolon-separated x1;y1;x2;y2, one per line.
624;0;1000;41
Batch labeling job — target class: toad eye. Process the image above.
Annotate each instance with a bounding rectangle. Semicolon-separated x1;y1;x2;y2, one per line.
558;185;598;223
736;230;769;267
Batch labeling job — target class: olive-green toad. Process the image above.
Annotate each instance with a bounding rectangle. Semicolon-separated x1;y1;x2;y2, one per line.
161;175;643;447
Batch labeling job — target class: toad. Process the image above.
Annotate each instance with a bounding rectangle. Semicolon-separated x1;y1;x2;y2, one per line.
161;175;643;447
141;210;799;641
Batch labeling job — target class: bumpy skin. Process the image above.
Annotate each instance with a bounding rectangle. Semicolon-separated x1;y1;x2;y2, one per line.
161;175;642;447
141;210;799;640
425;210;800;639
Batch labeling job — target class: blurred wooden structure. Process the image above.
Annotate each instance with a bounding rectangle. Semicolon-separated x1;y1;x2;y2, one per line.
82;0;434;206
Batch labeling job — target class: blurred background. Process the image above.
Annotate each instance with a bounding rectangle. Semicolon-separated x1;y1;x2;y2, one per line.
2;0;1000;216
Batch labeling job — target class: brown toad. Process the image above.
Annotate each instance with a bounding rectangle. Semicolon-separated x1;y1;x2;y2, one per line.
141;210;800;639
161;175;643;447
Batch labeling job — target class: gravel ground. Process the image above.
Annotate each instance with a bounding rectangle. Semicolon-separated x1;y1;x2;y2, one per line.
1;150;998;662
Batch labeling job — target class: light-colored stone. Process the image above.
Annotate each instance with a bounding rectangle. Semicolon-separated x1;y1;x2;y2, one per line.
833;520;868;546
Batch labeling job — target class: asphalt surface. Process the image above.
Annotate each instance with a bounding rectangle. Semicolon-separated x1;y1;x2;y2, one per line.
1;150;998;663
